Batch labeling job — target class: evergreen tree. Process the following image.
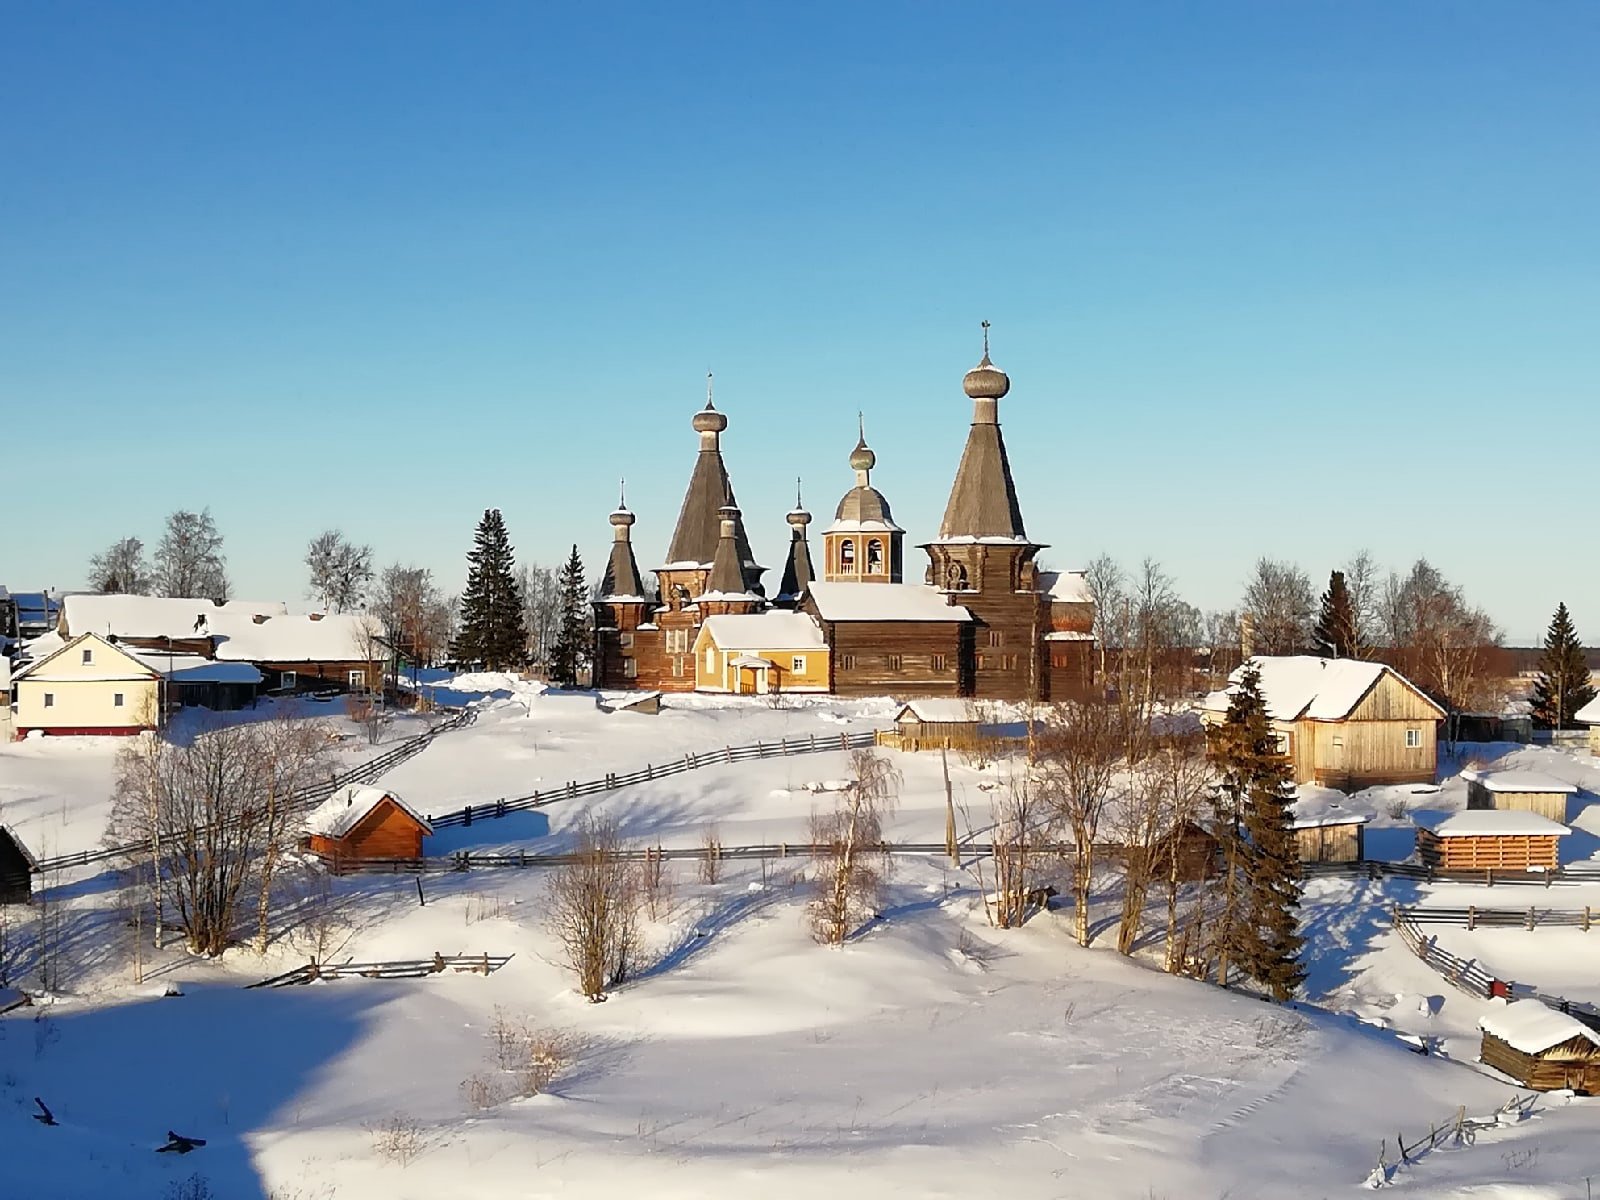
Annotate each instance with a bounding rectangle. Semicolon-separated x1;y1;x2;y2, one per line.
1206;662;1305;1000
550;544;588;688
451;509;527;670
1530;603;1595;729
1311;569;1359;659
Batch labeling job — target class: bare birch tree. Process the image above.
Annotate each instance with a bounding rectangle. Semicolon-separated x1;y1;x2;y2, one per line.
545;816;642;1000
987;771;1049;929
809;748;901;945
87;536;152;594
1037;699;1123;947
1240;557;1314;655
305;530;374;613
152;508;229;600
252;718;334;952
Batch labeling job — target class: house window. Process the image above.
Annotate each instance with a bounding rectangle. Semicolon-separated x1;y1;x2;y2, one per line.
114;692;125;707
623;657;638;679
1277;731;1293;755
867;540;883;570
884;653;902;670
840;539;855;568
1405;728;1421;749
82;648;94;664
839;654;856;671
281;670;297;690
349;670;366;690
932;654;946;671
987;630;1003;648
1332;735;1344;749
975;654;986;670
619;632;634;648
666;629;689;654
705;648;716;673
671;657;684;678
44;692;55;708
791;655;806;674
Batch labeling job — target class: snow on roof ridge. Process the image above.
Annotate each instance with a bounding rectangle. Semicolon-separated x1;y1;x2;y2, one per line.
806;581;973;623
1413;809;1571;837
1480;998;1600;1054
700;612;825;650
1575;696;1600;725
1202;655;1444;722
303;785;432;839
1468;769;1578;794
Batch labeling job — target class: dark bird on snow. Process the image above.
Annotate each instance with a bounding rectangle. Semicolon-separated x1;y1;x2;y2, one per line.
157;1131;207;1154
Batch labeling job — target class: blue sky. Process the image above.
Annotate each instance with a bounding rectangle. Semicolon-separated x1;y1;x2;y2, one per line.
3;2;1595;642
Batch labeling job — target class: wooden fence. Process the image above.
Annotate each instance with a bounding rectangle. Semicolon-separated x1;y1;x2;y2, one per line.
35;707;476;874
246;951;512;988
1365;1094;1538;1187
424;729;882;830
1399;905;1597;932
1304;858;1600;887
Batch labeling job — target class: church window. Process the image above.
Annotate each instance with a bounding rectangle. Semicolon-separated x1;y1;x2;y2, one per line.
944;562;968;590
987;630;1003;648
931;654;947;671
623;658;638;679
840;539;855;568
867;540;883;570
839;654;856;670
884;653;902;670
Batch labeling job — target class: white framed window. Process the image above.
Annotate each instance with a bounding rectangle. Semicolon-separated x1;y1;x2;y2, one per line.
619;632;634;648
671;657;684;678
704;648;716;673
43;693;55;708
114;692;125;707
281;670;297;690
1332;735;1343;749
349;670;366;690
623;658;638;679
1276;731;1293;755
791;655;806;674
1405;728;1422;749
82;648;94;664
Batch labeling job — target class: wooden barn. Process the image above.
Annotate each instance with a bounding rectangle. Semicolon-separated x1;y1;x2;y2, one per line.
303;786;432;863
1464;769;1577;824
1478;1000;1600;1093
1201;656;1445;788
801;582;972;698
0;825;38;904
1290;793;1370;863
1413;809;1570;872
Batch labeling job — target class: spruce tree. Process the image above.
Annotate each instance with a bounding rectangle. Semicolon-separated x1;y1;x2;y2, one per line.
451;509;527;670
550;544;588;688
1206;662;1305;1000
1311;569;1359;659
1530;603;1595;729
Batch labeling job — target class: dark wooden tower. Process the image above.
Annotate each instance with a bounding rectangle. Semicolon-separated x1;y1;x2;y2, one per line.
774;480;816;608
920;325;1047;701
592;484;656;688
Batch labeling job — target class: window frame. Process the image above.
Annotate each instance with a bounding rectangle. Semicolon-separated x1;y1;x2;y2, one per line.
1405;728;1422;749
281;670;298;691
82;648;94;665
43;692;55;708
349;669;366;690
113;692;125;708
791;655;806;674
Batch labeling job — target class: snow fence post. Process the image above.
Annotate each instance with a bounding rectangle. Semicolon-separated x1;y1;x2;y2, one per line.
464;805;473;828
1467;905;1476;931
1527;907;1535;931
1584;906;1592;932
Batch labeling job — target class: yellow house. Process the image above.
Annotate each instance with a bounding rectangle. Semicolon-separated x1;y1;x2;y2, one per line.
693;613;830;695
1201;656;1445;788
12;633;161;737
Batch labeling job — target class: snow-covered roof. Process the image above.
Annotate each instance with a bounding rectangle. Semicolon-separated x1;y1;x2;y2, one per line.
1290;791;1371;829
213;613;381;663
1479;999;1600;1054
1038;570;1092;604
897;699;974;724
700;612;826;651
133;653;263;685
1461;769;1578;795
1043;630;1094;642
303;786;432;839
806;582;972;623
60;594;288;641
1413;809;1570;838
12;633;160;682
1575;696;1600;725
1201;656;1444;722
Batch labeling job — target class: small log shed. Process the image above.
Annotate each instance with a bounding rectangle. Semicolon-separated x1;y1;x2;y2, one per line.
1479;999;1600;1093
0;825;38;904
1413;809;1570;872
303;786;433;863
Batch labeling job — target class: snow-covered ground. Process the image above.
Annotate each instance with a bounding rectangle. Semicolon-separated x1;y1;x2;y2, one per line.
4;678;1600;1198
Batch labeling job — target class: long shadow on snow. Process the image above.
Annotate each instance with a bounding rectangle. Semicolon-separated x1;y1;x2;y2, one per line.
1296;874;1425;1001
0;982;383;1200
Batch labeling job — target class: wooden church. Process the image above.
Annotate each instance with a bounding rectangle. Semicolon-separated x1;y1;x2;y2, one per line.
592;327;1095;701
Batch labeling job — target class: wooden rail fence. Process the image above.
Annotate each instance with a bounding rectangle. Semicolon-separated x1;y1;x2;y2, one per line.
424;729;883;830
35;707;476;874
1365;1093;1538;1187
247;951;512;988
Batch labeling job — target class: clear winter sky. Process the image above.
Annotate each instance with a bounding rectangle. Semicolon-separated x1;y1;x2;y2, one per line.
3;3;1595;643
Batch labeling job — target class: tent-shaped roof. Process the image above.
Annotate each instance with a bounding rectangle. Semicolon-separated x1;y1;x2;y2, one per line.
303;786;433;840
1202;656;1444;723
1480;999;1600;1054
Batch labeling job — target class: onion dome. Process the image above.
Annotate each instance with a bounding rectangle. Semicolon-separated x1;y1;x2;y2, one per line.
848;438;876;473
692;371;728;433
787;478;811;529
962;320;1010;400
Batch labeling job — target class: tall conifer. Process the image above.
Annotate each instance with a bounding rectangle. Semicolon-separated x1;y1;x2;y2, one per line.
1206;662;1305;1000
452;509;527;670
1311;570;1359;659
1531;603;1595;729
550;544;588;687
